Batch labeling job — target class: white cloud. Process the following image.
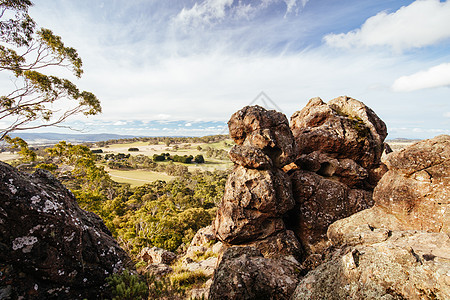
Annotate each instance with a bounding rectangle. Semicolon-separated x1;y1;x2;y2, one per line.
283;0;309;15
444;112;450;118
324;0;450;52
173;0;309;28
392;63;450;91
113;121;127;126
173;0;233;28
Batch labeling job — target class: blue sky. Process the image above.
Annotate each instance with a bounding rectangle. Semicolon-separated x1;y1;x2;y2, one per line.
4;0;450;138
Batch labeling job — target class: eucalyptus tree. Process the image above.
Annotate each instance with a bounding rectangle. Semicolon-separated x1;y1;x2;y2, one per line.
0;0;101;140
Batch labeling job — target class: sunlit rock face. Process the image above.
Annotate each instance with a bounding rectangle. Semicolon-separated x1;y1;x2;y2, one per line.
292;230;450;300
302;135;450;300
290;96;387;172
215;105;296;244
374;134;450;233
209;100;449;300
287;96;388;253
0;161;133;299
329;134;450;238
211;105;302;299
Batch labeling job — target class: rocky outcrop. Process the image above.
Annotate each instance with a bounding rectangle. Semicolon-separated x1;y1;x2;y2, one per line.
209;102;449;299
228;105;297;168
209;247;300;300
290;96;387;171
288;96;387;253
292;229;450;299
293;135;450;299
0;162;133;299
138;246;176;265
211;106;302;299
329;135;450;239
215;105;296;244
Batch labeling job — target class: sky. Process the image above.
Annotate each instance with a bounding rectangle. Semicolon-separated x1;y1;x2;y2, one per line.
4;0;450;138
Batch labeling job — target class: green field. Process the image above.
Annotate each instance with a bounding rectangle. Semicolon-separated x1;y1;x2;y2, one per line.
108;169;174;187
0;139;235;187
95;140;233;185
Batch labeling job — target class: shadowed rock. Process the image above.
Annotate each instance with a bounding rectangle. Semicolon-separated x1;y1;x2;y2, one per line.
0;162;133;299
287;169;373;252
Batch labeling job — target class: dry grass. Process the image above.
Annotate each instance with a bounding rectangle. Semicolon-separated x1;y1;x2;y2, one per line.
107;169;174;187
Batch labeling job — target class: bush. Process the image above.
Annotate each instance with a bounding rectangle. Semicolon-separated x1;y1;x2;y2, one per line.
107;269;149;300
35;163;58;172
153;154;166;161
91;149;103;153
171;155;193;164
128;148;139;152
194;154;205;164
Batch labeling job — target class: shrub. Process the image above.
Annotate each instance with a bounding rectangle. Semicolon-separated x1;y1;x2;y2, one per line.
153;154;166;161
128;147;139;152
107;269;149;300
194;154;205;164
35;163;58;172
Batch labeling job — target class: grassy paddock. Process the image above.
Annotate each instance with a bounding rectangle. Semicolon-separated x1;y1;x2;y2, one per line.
0;152;19;162
107;169;174;187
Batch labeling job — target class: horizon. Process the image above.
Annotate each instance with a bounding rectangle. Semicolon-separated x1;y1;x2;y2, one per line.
1;0;450;139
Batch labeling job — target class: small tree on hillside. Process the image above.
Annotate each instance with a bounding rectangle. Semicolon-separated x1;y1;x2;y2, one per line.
0;0;101;140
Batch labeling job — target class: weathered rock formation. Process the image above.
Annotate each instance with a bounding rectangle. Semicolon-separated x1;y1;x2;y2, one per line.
215;105;297;244
328;134;450;240
209;247;300;300
292;230;450;299
0;161;133;299
208;101;449;299
293;135;450;299
138;246;176;265
290;96;387;172
287;96;388;253
211;105;303;299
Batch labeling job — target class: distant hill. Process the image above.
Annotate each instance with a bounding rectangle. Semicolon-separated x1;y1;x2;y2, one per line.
385;138;422;143
9;132;137;145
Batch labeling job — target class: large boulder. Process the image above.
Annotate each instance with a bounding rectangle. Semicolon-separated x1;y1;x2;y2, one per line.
290;96;387;170
292;229;450;299
374;135;449;233
0;162;133;299
310;135;450;299
287;169;373;253
228;105;296;168
288;96;387;253
209;246;300;300
215;165;294;244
